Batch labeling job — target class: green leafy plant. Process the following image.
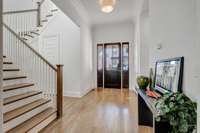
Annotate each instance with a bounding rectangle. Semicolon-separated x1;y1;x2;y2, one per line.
155;92;197;133
137;76;149;90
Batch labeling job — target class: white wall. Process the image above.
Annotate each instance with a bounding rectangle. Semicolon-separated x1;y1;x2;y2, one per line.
3;0;37;12
37;11;81;97
92;21;135;90
51;0;94;97
148;1;200;131
196;0;200;131
80;22;94;96
148;0;199;100
139;10;150;76
36;0;94;97
134;0;200;132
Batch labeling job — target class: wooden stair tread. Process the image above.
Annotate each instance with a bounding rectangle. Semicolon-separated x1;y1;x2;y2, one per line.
6;107;56;133
3;83;34;92
21;37;28;41
46;14;53;17
4;91;42;105
3;76;27;80
3;62;13;64
41;19;48;22
4;99;51;123
30;31;40;35
51;9;58;12
24;34;34;38
3;68;20;71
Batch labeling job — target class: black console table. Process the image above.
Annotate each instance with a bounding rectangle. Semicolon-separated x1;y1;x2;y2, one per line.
136;88;171;133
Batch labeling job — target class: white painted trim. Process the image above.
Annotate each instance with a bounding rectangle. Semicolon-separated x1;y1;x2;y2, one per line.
63;91;82;98
63;88;93;98
39;34;60;65
80;88;93;97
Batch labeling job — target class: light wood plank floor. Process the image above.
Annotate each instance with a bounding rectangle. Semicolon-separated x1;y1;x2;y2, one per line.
41;89;152;133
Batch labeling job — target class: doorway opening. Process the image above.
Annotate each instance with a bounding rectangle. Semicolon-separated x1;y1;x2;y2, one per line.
97;42;129;89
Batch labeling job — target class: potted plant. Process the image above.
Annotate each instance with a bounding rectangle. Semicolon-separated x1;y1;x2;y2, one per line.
155;92;197;133
137;76;149;90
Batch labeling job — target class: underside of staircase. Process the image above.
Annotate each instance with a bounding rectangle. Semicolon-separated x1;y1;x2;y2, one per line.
3;56;57;133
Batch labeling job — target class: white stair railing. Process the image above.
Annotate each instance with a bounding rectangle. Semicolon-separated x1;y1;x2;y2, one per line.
3;0;63;118
3;0;59;41
3;23;63;118
40;0;58;22
3;10;38;38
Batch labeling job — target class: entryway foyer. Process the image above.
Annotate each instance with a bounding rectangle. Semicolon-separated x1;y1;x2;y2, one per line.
0;0;199;132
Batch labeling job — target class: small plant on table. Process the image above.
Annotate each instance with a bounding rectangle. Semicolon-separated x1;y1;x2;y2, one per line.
155;92;197;133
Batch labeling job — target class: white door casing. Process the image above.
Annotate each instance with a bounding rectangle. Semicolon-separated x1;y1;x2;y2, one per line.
40;34;60;65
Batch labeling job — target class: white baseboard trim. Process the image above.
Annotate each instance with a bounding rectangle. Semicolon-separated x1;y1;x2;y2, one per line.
63;91;82;98
63;88;94;98
80;88;94;97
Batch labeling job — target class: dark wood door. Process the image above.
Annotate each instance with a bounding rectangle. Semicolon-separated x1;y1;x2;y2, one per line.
97;42;129;89
104;43;121;88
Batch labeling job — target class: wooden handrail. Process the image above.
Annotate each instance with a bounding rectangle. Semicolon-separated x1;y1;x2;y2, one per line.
3;9;38;15
56;64;63;118
3;23;57;71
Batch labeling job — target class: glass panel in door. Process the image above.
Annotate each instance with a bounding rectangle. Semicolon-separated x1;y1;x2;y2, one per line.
97;44;103;87
122;43;129;88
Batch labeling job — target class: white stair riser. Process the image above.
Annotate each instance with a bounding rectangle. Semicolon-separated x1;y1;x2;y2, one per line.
28;112;57;133
3;102;50;132
3;86;35;99
3;58;10;62
3;78;27;86
3;71;21;77
3;64;17;69
3;93;42;113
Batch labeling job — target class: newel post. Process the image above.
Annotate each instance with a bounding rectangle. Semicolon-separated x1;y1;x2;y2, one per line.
56;64;63;118
36;2;41;27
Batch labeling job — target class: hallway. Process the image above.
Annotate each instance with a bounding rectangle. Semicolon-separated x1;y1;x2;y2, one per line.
41;89;152;133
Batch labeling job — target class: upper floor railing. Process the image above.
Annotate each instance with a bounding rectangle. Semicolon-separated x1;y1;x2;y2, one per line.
3;0;59;41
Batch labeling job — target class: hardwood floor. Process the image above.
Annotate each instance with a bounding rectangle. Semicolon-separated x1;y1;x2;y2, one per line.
41;89;152;133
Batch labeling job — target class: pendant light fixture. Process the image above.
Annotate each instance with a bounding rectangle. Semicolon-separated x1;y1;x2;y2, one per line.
99;0;116;13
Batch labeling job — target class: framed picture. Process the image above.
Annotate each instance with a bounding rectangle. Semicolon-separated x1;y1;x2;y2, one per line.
154;57;184;94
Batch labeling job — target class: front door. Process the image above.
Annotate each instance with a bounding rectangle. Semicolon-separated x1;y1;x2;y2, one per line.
97;42;129;89
104;43;121;88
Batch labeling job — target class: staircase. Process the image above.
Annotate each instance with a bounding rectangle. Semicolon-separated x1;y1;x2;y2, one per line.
3;0;59;43
2;0;63;132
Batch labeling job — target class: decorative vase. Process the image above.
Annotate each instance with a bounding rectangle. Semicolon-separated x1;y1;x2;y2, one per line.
149;68;155;90
137;76;149;90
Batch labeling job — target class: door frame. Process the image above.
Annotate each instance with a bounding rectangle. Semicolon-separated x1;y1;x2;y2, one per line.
97;42;130;90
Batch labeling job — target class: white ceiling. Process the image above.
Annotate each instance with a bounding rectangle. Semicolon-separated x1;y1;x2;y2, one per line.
80;0;136;25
